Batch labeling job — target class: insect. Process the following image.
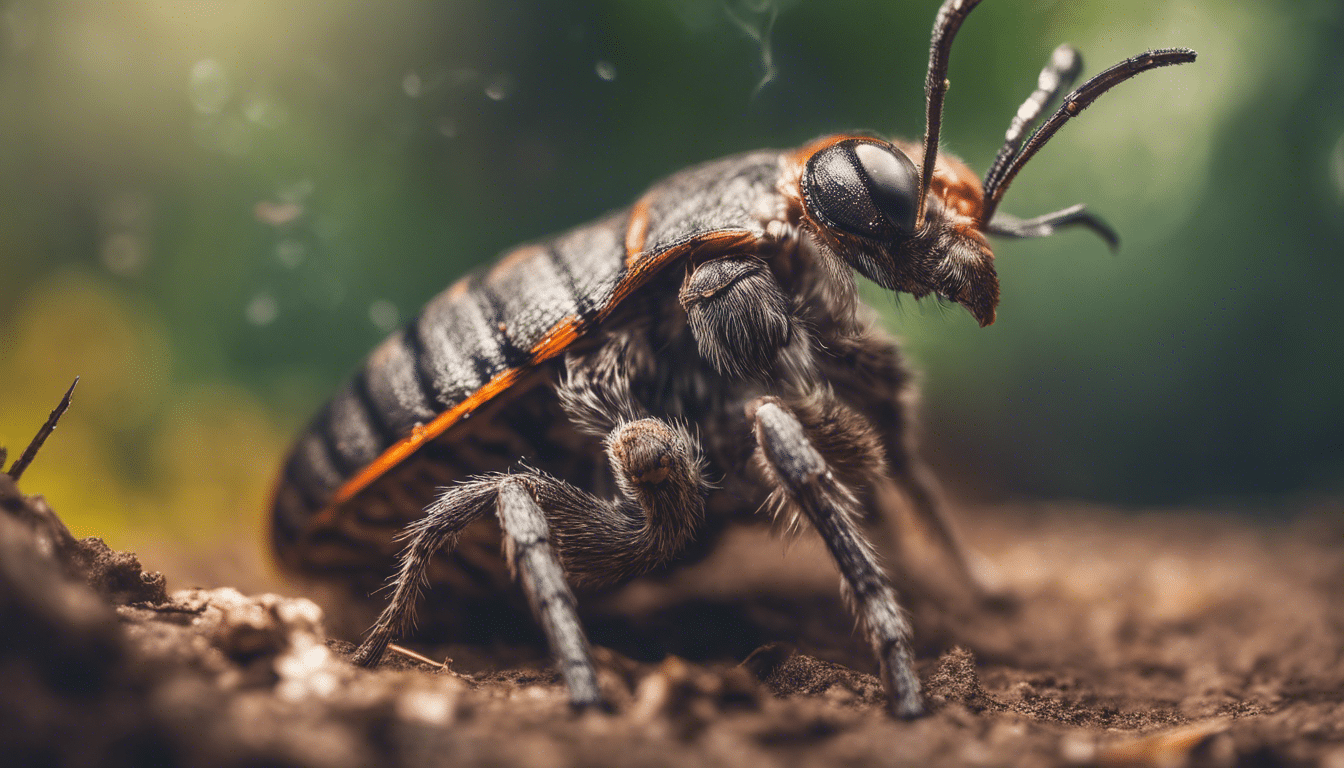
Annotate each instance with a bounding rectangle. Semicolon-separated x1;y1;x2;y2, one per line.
271;0;1194;717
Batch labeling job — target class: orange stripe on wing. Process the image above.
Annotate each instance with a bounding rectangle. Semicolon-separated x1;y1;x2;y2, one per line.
609;229;756;307
305;229;760;537
308;318;587;531
309;366;528;529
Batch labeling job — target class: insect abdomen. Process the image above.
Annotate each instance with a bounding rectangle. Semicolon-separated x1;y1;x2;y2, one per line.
272;150;789;571
272;214;629;549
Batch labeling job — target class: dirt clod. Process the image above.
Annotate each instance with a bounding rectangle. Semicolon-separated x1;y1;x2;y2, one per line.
924;646;1007;714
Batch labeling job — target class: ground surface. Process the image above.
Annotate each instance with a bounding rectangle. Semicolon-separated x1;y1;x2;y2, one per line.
2;471;1342;767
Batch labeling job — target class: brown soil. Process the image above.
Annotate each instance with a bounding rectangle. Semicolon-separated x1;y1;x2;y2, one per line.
3;471;1342;767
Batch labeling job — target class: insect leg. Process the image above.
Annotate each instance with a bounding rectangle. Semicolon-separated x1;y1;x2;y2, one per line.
552;330;710;583
351;478;498;668
352;473;604;709
495;477;602;709
356;328;709;704
749;396;922;718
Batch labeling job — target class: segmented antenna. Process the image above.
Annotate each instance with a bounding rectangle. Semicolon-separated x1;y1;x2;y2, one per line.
984;203;1119;250
980;47;1197;225
982;44;1083;203
916;0;984;229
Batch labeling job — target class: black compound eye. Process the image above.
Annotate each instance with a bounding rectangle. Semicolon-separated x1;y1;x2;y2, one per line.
853;143;919;233
803;140;921;239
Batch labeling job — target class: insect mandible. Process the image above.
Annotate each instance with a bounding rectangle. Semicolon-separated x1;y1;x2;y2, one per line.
271;0;1195;718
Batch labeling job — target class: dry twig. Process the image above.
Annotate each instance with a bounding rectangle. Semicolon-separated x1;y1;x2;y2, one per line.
6;377;78;482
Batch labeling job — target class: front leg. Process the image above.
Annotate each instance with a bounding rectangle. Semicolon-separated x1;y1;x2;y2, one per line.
750;397;922;718
679;257;922;716
817;322;988;601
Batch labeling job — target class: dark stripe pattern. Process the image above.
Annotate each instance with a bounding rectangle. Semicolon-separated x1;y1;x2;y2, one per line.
275;150;788;570
472;277;532;369
363;327;438;437
419;276;504;405
547;212;626;316
641;152;781;252
325;383;385;474
544;245;593;319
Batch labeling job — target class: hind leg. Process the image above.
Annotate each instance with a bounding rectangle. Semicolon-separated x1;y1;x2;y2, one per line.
351;473;606;708
352;419;705;708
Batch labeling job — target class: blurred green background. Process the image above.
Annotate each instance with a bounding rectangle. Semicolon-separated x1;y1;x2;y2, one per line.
1;0;1341;569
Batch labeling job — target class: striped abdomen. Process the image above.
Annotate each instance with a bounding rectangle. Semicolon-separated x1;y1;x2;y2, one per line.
272;150;788;574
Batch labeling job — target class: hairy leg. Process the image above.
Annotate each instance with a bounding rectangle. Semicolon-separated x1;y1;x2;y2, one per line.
749;396;922;718
350;472;610;709
554;324;712;582
354;329;710;709
680;254;923;715
496;478;601;708
351;479;497;668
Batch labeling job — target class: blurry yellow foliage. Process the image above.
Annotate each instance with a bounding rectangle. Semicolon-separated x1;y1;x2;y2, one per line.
150;383;287;546
1;270;289;563
7;270;169;431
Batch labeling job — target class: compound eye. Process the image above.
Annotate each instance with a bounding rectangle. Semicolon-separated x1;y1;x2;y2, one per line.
803;140;921;240
853;142;919;233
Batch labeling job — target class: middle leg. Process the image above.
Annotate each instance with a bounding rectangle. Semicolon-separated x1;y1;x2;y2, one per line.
495;477;602;708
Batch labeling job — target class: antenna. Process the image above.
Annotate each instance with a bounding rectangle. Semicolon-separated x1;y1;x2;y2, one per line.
980;48;1197;225
983;44;1083;202
916;0;984;229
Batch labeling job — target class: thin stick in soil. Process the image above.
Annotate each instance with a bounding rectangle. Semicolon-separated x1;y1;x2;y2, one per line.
6;377;79;482
388;643;452;669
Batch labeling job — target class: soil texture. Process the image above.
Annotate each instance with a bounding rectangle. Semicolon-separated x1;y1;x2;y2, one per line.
2;471;1341;767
